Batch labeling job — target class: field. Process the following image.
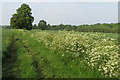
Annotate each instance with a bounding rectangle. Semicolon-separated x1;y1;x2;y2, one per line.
2;29;119;78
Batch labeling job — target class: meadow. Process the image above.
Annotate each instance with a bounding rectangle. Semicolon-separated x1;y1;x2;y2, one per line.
2;29;119;78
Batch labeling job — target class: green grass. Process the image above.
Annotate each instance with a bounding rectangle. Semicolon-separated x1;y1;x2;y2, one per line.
2;29;118;78
2;31;35;78
15;39;37;78
15;30;105;78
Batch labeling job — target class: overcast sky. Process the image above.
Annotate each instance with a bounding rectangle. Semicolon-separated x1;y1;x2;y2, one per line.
1;2;118;25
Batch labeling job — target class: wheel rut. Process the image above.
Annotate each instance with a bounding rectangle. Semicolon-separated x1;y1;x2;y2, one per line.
2;37;18;78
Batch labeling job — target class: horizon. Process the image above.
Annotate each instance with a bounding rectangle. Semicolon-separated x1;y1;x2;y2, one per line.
0;2;118;25
0;22;118;27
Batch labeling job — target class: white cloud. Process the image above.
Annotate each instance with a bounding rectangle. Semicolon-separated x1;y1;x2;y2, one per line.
0;0;119;2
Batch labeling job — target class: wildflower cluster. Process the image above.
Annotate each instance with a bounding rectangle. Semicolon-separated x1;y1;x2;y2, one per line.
31;31;119;78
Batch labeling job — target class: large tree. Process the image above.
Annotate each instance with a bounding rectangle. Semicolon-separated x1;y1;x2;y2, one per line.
38;20;47;30
10;3;34;30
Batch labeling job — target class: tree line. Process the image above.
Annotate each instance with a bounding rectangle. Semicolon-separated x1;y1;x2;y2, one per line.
8;3;118;33
33;22;118;33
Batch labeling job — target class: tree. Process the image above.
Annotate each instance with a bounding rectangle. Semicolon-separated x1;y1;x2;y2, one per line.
32;24;38;29
47;24;51;30
10;3;34;30
38;20;47;30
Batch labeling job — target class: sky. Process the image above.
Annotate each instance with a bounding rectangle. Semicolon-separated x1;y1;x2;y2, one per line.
0;2;118;25
0;0;119;2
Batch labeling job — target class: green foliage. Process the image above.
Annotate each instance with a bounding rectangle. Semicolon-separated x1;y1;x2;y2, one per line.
46;23;118;33
2;29;37;78
2;29;119;78
16;38;37;78
38;20;47;30
2;29;13;59
32;30;119;78
32;24;38;29
10;3;34;30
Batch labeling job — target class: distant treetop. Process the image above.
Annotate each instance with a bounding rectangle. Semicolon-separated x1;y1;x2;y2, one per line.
10;3;34;30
